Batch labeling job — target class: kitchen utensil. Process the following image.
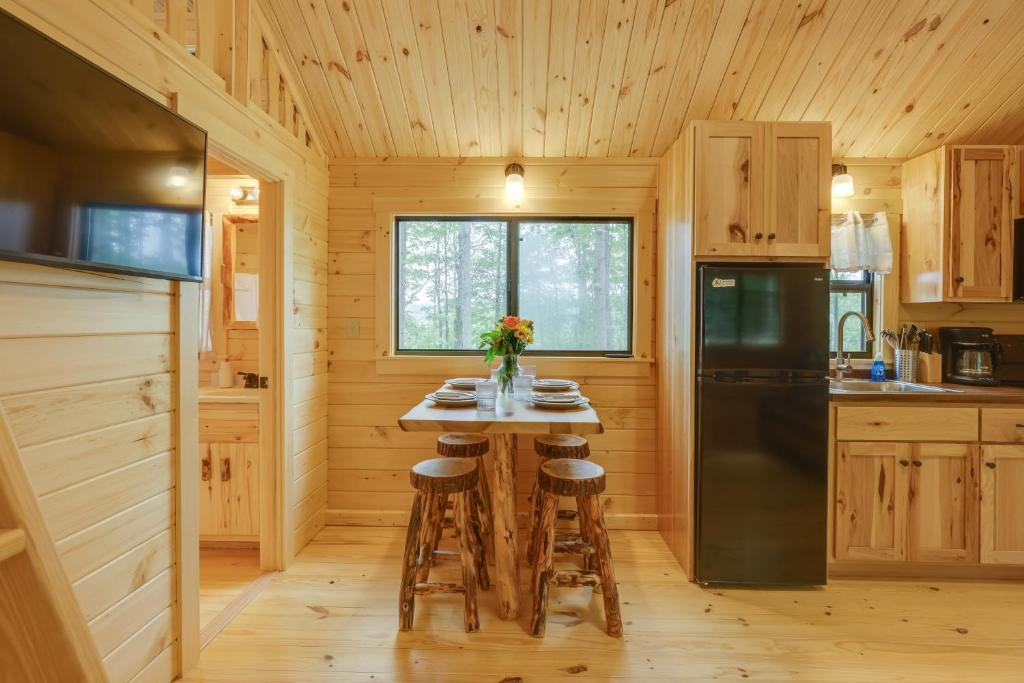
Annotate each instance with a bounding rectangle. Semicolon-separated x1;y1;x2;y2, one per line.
531;379;578;391
529;392;582;403
919;331;934;354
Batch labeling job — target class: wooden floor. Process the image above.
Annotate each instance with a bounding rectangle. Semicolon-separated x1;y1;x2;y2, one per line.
198;547;265;645
182;527;1024;681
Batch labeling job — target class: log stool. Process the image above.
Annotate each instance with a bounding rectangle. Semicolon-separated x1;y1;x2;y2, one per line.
528;434;592;567
399;457;486;632
434;434;494;568
529;458;622;638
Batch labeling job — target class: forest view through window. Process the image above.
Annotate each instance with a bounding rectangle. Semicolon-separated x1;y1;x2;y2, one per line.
395;217;633;354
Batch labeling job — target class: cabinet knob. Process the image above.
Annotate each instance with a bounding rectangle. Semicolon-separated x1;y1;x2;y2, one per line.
899;459;910;467
767;232;776;240
985;461;997;469
755;232;764;240
955;276;965;283
912;460;923;467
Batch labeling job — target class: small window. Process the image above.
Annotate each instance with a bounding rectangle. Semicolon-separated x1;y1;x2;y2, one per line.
829;269;873;358
395;217;633;355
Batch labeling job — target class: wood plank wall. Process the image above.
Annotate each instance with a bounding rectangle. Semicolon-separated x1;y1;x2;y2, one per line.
0;263;179;683
0;0;329;679
832;159;1024;337
326;159;658;530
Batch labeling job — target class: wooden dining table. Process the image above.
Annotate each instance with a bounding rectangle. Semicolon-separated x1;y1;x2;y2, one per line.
398;388;604;620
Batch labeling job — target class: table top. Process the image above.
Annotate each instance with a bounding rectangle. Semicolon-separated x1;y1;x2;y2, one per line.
398;388;604;435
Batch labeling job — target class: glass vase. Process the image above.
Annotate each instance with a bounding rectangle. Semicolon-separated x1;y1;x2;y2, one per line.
497;354;520;394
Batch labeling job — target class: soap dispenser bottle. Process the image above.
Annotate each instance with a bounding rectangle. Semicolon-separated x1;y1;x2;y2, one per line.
870;352;886;382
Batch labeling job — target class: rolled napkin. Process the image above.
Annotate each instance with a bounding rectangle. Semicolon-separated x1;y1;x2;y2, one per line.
530;392;581;403
432;390;476;400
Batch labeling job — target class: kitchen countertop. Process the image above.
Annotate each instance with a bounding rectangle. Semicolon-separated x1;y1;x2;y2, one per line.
830;382;1024;404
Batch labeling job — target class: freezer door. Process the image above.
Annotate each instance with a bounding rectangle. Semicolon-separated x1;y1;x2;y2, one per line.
696;376;828;585
698;264;829;372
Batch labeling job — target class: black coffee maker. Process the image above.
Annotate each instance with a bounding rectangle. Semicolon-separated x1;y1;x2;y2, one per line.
938;327;1001;386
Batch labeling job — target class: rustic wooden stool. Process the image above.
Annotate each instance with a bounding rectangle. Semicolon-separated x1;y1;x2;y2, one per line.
529;458;622;638
399;457;486;632
433;434;494;568
528;434;592;567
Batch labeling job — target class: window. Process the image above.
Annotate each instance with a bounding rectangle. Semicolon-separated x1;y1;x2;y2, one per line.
395;217;633;355
829;269;874;358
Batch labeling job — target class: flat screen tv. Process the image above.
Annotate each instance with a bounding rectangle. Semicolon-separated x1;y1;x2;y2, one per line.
0;9;207;282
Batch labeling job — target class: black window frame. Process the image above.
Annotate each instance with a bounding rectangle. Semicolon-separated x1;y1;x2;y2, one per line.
829;269;874;359
393;215;635;357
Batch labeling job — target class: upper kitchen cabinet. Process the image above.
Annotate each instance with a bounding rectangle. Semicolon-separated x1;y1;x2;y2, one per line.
901;146;1015;302
693;121;765;257
692;121;830;259
764;123;831;258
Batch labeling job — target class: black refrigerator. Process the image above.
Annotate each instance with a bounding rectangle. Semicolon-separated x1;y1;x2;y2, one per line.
695;264;829;586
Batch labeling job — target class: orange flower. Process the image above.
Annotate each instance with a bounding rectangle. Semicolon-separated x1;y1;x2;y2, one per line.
502;315;520;329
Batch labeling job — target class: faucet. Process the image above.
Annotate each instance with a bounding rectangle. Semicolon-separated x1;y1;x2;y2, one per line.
836;311;876;380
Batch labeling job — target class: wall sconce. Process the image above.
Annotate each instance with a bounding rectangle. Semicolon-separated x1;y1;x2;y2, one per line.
505;163;525;201
831;163;855;198
230;186;259;205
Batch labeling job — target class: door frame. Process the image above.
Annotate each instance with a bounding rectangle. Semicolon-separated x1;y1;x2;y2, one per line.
176;145;289;671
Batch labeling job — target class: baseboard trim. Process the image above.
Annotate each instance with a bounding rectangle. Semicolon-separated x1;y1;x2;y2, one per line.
829;560;1024;581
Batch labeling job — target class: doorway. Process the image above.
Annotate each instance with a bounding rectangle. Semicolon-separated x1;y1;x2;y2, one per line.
195;156;281;648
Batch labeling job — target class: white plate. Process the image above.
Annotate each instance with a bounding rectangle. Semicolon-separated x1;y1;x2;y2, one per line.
426;391;477;406
444;377;488;390
532;379;578;391
528;397;589;410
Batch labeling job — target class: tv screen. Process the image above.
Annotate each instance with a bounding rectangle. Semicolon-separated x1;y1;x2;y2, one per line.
0;9;207;281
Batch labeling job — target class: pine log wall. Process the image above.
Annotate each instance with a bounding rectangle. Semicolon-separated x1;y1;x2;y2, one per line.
326;159;659;530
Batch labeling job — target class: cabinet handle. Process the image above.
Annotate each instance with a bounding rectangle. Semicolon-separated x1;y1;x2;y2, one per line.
754;232;764;240
767;232;776;240
220;457;231;482
899;459;910;467
912;460;923;467
985;461;997;469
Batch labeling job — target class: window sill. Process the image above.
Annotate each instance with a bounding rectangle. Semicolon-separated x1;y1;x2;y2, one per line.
375;354;655;378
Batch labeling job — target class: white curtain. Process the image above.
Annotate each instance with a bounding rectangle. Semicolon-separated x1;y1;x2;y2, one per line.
831;211;893;274
199;215;214;353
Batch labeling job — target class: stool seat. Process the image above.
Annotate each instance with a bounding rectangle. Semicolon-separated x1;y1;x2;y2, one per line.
538;458;606;497
437;433;489;458
411;457;478;495
534;434;590;460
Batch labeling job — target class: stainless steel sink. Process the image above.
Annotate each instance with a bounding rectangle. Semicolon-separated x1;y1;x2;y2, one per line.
829;379;962;394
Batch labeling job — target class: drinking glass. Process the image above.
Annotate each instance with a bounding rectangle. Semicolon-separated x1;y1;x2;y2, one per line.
512;375;533;401
519;364;537;379
475;380;497;411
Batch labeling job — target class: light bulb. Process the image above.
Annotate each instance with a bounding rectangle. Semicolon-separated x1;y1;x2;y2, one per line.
831;173;855;198
229;186;245;200
504;163;525;201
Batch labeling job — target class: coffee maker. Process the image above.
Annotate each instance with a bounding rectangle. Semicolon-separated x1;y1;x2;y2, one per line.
938;327;1001;386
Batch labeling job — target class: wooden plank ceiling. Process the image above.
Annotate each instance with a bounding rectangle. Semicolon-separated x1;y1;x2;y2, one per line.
267;0;1024;159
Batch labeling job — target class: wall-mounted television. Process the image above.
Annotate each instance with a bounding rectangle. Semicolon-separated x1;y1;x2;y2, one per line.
0;9;207;282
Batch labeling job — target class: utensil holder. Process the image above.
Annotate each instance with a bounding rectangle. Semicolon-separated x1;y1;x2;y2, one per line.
895;350;918;383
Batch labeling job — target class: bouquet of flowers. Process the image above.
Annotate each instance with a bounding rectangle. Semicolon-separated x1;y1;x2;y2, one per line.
479;315;534;392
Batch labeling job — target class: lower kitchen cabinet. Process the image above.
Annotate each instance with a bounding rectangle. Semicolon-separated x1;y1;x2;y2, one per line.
835;441;908;561
199;399;260;540
980;445;1024;564
906;443;978;563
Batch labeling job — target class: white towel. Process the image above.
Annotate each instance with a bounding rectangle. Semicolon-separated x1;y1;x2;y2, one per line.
234;272;259;321
830;211;893;274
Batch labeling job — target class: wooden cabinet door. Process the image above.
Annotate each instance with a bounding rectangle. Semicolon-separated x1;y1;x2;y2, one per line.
1015;146;1023;219
980;445;1024;564
693;121;764;257
907;443;978;563
835;442;909;561
947;146;1014;300
764;122;830;258
199;442;259;538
